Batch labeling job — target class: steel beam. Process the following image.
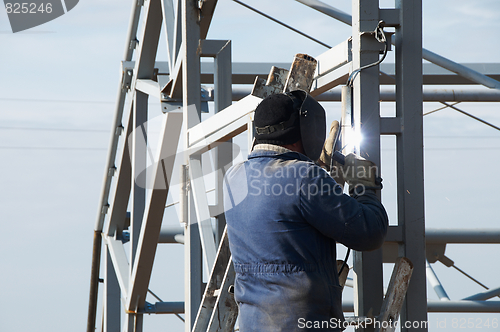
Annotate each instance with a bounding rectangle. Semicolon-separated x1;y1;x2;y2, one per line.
125;60;500;86
182;0;204;329
212;40;232;244
127;90;149;332
426;229;500;244
342;301;500;313
463;287;500;301
395;1;428;330
351;2;384;329
104;109;133;238
295;0;500;89
127;112;183;313
232;87;500;102
188;156;217;273
426;301;500;313
103;245;121;332
426;260;450;301
105;236;130;297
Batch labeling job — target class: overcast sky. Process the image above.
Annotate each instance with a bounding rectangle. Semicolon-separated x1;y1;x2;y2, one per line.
1;1;499;331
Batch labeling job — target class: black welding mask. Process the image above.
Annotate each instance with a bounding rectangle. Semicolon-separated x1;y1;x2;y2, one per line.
286;90;326;160
254;90;326;160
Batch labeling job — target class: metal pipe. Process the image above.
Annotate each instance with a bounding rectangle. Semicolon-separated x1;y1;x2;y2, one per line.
341;301;500;313
295;0;500;89
87;1;143;331
158;226;184;243
231;87;500;102
426;260;450;301
143;301;185;314
463;287;500;301
426;229;500;244
422;48;500;89
427;301;500;313
295;0;351;25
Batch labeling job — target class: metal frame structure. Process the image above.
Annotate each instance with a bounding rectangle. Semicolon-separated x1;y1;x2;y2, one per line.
87;1;500;332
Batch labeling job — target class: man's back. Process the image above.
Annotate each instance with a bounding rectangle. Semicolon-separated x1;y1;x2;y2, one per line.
223;145;388;331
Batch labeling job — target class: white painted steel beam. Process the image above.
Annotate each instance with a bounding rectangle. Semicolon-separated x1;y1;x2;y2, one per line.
187;94;261;147
426;260;450;301
188;156;218;274
127;111;183;313
104;108;133;237
188;113;249;156
135;79;161;99
105;236;130;298
160;0;176;74
104;246;121;332
315;38;351;77
463;287;500;301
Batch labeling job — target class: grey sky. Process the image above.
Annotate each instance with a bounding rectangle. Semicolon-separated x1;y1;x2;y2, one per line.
1;0;499;331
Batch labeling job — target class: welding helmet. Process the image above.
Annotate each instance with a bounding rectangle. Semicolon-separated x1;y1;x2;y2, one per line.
254;89;326;160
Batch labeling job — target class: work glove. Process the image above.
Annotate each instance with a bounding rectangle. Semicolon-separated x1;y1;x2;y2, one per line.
318;120;345;187
342;153;382;195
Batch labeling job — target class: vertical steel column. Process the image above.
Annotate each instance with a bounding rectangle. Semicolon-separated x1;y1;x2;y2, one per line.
351;1;384;329
214;41;232;244
127;91;148;332
395;0;428;330
182;0;203;330
104;245;121;332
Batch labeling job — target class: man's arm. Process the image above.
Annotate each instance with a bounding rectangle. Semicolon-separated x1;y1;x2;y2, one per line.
299;165;388;251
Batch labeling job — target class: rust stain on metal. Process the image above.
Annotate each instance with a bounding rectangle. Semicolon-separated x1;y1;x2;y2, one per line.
284;53;318;92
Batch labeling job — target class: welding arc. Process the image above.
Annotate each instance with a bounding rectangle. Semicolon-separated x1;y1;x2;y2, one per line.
232;0;331;48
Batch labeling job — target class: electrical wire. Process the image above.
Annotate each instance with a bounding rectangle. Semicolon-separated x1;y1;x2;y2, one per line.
423;102;461;116
439;101;500;132
232;0;331;48
0;126;109;132
346;21;388;87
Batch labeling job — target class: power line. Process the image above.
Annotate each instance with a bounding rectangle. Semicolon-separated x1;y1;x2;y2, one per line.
0;97;114;105
0;126;109;133
0;146;107;151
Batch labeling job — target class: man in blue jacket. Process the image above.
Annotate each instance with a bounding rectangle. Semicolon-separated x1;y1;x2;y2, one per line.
223;90;388;331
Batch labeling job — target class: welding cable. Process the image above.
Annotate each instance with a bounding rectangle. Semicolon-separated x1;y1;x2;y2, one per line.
338;248;351;277
347;21;388;87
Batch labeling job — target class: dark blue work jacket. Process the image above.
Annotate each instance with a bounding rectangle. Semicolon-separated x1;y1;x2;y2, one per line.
223;145;388;331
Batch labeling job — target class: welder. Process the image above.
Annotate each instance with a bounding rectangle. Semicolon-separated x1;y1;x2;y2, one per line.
223;90;388;331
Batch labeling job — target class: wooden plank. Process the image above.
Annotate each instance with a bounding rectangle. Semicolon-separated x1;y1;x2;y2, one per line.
376;257;414;332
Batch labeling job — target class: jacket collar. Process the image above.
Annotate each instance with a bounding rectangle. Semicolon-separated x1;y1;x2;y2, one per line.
249;144;312;162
